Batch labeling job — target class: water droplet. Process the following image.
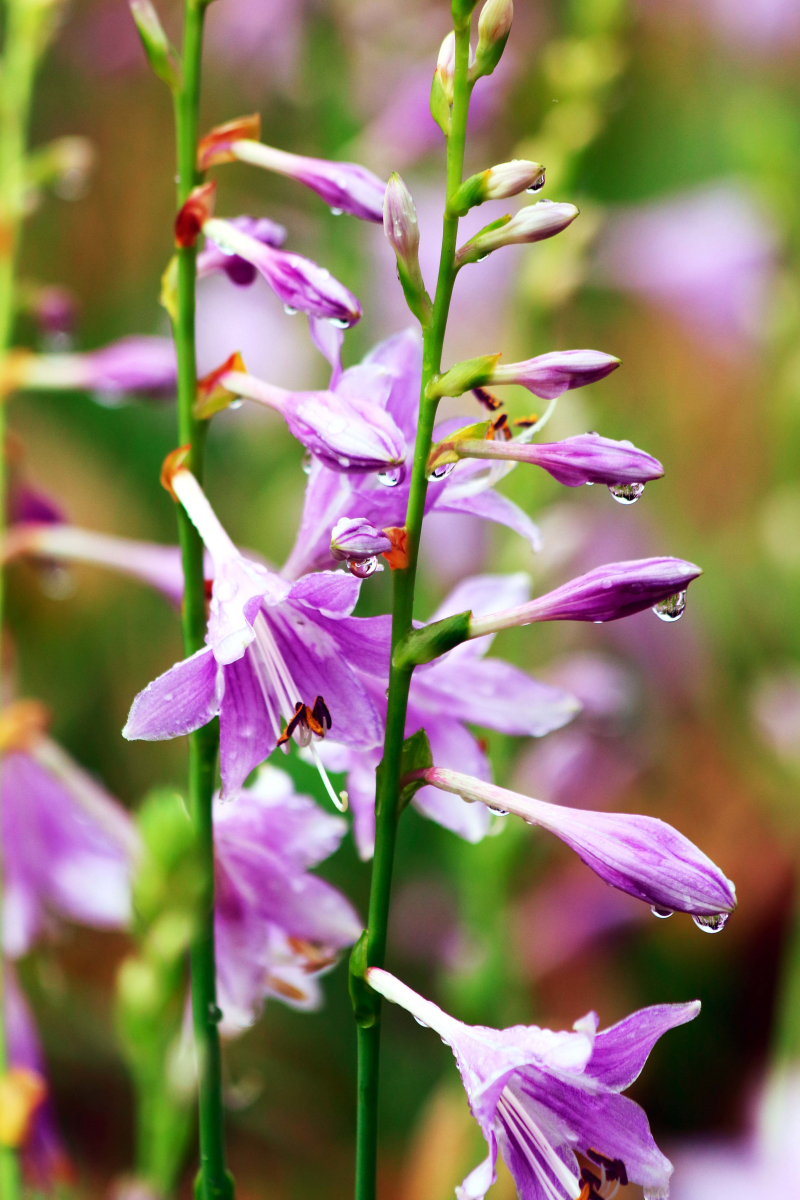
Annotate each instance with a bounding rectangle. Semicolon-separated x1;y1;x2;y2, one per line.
692;912;729;934
301;452;313;475
651;905;673;919
329;317;351;329
653;591;687;622
413;1016;429;1028
283;304;297;316
609;481;645;505
377;467;403;487
427;461;456;482
347;556;379;579
330;207;344;216
492;807;509;816
229;399;243;410
526;173;546;193
208;1004;223;1023
476;254;489;262
585;481;594;486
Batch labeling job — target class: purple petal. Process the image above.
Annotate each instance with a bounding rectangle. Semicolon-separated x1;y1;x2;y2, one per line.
511;558;702;625
218;655;277;794
433;485;542;553
586;1001;701;1091
492;349;620;400
288;570;362;616
123;646;222;741
282;388;406;474
523;434;663;488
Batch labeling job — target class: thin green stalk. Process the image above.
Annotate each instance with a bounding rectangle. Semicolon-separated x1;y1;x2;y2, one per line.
353;20;474;1200
0;1;56;1194
171;2;231;1197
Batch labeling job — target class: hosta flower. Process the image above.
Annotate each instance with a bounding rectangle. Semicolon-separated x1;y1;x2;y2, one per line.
488;349;621;399
197;214;287;287
3;336;176;401
330;518;392;576
319;574;579;858
205;359;407;476
367;967;700;1200
283;329;542;579
213;765;362;1033
415;767;736;922
202;217;362;326
0;699;138;958
467;557;703;636
456;201;579;267
123;463;385;796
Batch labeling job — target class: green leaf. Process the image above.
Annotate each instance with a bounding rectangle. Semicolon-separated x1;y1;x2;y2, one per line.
130;0;182;91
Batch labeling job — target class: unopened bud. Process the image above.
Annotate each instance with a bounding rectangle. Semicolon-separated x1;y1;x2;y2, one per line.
436;32;457;105
449;160;545;217
129;0;181;90
174;182;215;248
197;114;262;171
330;518;391;571
456;200;578;266
475;0;513;77
384;174;432;327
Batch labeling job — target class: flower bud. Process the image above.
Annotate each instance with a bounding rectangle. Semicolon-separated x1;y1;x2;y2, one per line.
435;32;457;105
129;0;181;90
456;199;579;266
449;161;545;217
383;174;431;326
489;348;620;398
330;518;392;575
474;0;513;77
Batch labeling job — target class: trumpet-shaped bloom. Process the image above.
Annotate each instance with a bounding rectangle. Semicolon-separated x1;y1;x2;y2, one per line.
123;469;385;793
220;363;407;475
197;214;287;287
367;967;700;1200
283;329;542;579
468;558;703;637
456;201;579;267
488;350;621;399
203;217;362;326
319;575;579;857
7;336;176;401
416;767;737;921
452;433;664;490
0;701;138;958
213;765;362;1034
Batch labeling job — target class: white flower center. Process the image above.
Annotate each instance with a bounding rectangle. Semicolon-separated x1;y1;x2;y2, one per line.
496;1088;583;1200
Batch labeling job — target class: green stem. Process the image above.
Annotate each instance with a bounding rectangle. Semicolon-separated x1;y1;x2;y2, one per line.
352;20;473;1200
171;3;230;1197
0;1;55;1194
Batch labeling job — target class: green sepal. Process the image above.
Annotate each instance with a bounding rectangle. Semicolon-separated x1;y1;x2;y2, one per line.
427;421;491;474
393;610;471;671
457;213;512;264
473;30;510;80
130;0;183;91
397;728;434;813
448;170;490;217
426;354;501;399
430;72;451;136
397;262;433;328
349;932;380;1028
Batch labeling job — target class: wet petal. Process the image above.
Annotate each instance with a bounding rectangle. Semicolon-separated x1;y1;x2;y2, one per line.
586;1002;701;1092
123;647;222;741
218;655;277;794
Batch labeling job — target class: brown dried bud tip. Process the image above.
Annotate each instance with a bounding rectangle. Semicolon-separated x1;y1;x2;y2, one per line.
160;444;191;499
194;351;247;419
472;386;502;411
0;699;50;755
381;526;409;571
174;181;216;248
197;114;262;172
277;696;332;747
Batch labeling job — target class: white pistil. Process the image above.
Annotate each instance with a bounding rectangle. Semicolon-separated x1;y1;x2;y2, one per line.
498;1089;583;1200
310;741;348;812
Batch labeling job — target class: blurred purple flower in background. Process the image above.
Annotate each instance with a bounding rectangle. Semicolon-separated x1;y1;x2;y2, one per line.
213;765;362;1034
594;184;777;352
9;336;176;404
643;0;800;51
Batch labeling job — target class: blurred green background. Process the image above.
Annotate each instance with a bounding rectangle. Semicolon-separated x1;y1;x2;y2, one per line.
9;0;800;1195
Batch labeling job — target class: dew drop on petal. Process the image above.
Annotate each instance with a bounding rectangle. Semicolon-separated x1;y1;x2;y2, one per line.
651;905;673;919
301;452;313;475
283;304;298;316
229;399;243;410
347;556;380;578
609;481;645;505
491;807;509;816
330;207;344;216
653;591;687;622
414;1016;429;1028
377;467;402;487
476;254;489;262
329;317;351;329
427;462;456;482
526;173;546;193
692;912;729;934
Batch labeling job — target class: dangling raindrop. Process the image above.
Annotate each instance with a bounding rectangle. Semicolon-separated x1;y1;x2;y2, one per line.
526;172;546;193
653;591;687;622
377;467;403;487
301;452;313;475
476;254;489;262
229;399;243;410
413;1016;429;1028
330;207;344;216
492;807;509;817
609;481;645;505
283;304;298;316
427;461;456;482
692;912;729;934
329;317;351;329
347;556;380;579
650;905;673;919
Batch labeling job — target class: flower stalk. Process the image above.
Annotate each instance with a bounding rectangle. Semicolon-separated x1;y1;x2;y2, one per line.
170;0;231;1196
0;1;61;1194
352;13;476;1200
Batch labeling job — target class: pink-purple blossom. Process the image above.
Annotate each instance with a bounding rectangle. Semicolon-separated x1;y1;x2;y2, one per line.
12;336;176;401
488;349;621;399
453;432;664;491
225;141;386;223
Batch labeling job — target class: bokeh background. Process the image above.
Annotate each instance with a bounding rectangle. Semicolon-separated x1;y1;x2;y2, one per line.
9;0;800;1195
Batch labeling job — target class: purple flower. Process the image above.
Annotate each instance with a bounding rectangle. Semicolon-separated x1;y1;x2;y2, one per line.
456;201;580;267
367;966;700;1200
467;557;703;636
226;142;386;223
417;767;737;921
213;765;362;1033
0;701;138;958
123;468;385;795
449;433;664;494
9;336;176;401
330;518;392;577
217;363;407;475
197;214;287;287
5;963;72;1190
283;329;542;579
203;217;362;326
319;574;579;858
488;349;621;399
